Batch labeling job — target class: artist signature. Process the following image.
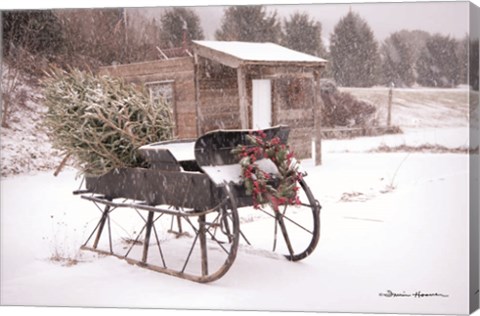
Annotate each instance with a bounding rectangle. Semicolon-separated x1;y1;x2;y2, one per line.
379;290;449;298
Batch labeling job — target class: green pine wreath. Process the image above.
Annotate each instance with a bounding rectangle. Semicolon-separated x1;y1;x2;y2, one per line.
232;131;303;211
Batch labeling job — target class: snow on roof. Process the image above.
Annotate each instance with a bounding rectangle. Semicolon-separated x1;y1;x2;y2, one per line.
193;40;327;65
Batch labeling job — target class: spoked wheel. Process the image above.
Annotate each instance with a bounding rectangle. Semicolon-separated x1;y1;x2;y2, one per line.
80;187;240;283
185;187;240;282
237;179;321;261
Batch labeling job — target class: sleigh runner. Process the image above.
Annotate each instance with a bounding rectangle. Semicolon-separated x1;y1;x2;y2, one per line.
76;125;321;282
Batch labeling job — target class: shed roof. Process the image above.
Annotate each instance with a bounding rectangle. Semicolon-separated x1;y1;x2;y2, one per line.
192;40;327;68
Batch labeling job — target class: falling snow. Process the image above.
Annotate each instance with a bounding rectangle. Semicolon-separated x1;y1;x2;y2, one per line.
1;78;476;315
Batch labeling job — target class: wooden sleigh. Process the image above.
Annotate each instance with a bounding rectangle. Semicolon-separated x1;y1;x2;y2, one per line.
75;125;321;282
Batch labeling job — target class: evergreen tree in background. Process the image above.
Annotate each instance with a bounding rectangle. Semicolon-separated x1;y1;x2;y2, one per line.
329;11;379;87
2;10;66;63
58;9;165;66
131;16;162;58
391;29;430;84
394;30;430;63
159;8;204;48
59;8;128;66
380;32;415;87
2;10;68;127
282;12;326;57
416;34;460;87
215;6;281;43
456;35;469;86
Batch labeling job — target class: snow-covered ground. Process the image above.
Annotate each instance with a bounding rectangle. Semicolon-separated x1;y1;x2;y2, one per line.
0;150;472;314
1;86;478;315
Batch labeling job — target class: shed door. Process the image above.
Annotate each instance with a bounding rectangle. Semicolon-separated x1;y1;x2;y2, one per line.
252;79;272;129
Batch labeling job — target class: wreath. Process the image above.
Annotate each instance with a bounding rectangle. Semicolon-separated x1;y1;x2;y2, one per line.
232;130;303;211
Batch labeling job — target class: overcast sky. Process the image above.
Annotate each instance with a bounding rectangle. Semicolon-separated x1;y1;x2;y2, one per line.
197;2;470;41
1;0;478;44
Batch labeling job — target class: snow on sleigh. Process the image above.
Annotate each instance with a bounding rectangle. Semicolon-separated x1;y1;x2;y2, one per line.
75;125;321;283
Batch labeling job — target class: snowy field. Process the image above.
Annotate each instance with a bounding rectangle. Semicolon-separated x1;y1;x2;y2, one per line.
1;87;479;316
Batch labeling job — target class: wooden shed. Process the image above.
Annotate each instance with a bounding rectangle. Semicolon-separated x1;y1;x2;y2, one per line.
99;41;327;164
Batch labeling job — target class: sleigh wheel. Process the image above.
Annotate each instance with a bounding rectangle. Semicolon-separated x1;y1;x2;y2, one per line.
186;187;240;282
238;178;321;261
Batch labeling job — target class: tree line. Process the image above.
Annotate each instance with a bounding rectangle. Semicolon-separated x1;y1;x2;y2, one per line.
2;6;479;90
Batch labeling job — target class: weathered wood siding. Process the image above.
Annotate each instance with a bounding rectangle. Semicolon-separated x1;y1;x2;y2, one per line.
197;58;241;134
273;76;316;159
99;58;197;139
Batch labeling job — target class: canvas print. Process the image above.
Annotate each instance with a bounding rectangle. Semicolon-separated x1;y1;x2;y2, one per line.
0;1;479;315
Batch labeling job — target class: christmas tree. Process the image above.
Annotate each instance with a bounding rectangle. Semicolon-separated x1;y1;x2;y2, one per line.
43;68;174;176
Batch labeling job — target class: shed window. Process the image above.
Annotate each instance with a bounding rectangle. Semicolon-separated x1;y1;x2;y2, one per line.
145;80;177;135
146;80;175;107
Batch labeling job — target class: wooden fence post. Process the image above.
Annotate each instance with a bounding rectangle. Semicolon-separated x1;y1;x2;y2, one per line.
387;83;394;127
